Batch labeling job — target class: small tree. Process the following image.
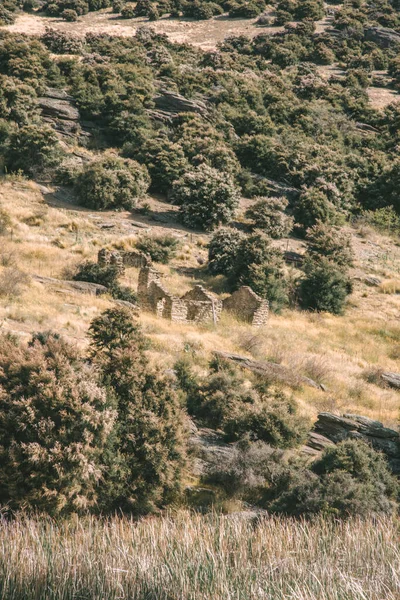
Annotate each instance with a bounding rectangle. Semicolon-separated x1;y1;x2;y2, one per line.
0;334;115;515
300;257;352;314
293;187;337;233
89;308;188;514
306;221;354;267
5;124;62;176
170;165;240;231
231;231;289;312
208;227;244;275
76;155;150;210
245;196;294;238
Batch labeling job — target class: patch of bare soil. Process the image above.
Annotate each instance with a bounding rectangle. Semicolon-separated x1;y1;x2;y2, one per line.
2;10;267;50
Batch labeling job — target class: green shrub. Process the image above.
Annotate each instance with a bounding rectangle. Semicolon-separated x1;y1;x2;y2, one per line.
224;394;309;448
170;165;240;231
0;334;114;515
120;3;135;17
300;257;352;314
208;227;244;275
5;124;62;176
272;440;398;518
137;138;189;194
306;221;354;267
75;155;150;211
245;196;294;238
293;187;337;233
136;234;180;264
73;261;137;304
230;231;289;312
89;308;188;514
61;8;79;19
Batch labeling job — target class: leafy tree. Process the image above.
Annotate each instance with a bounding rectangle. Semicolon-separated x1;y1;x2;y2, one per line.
300;257;352;314
137;138;189;194
245;196;294;238
170;165;240;231
208;227;244;275
5;124;62;176
231;231;289;311
293;187;337;233
75;155;150;210
0;334;115;515
306;221;354;267
89;308;188;514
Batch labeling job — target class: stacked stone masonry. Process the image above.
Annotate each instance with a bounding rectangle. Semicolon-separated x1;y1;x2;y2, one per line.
98;248;152;273
137;267;269;326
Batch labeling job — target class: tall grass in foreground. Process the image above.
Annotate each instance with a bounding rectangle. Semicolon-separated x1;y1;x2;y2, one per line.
0;511;399;600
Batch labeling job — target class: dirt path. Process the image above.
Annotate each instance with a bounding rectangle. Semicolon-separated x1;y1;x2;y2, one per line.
2;10;264;50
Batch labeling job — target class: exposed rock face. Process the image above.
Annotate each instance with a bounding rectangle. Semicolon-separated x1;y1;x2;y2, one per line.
153;89;208;117
37;88;88;141
213;351;324;390
381;372;400;390
364;26;400;48
33;275;107;296
311;412;400;473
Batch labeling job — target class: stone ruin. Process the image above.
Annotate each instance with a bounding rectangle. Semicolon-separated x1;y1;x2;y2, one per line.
98;248;152;273
97;248;270;326
137;267;267;327
223;286;269;327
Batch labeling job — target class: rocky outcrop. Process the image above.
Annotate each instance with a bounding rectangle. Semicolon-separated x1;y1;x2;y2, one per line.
153;89;208;117
213;351;324;390
381;372;400;390
310;412;400;473
364;26;400;48
33;275;107;296
37;88;88;141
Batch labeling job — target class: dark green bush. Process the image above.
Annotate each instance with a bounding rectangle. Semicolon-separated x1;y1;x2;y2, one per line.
245;196;294;238
271;440;398;518
136;234;180;264
170;165;240;231
89;308;188;514
5;124;62;176
0;334;114;515
300;257;352;314
73;261;137;303
75;155;150;211
306;221;354;267
208;227;244;276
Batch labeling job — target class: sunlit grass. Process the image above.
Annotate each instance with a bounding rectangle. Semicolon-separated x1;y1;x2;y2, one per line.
0;512;399;600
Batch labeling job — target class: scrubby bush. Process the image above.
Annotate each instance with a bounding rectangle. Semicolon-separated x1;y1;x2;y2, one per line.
306;222;354;267
293;187;337;233
170;165;240;231
73;261;137;303
42;28;83;54
89;308;188;514
272;440;398;517
75;155;150;211
231;231;289;311
208;227;244;275
136;234;180;264
5;124;62;176
137;138;189;194
245;196;294;238
61;8;79;19
300;257;352;314
0;334;115;515
120;3;135;17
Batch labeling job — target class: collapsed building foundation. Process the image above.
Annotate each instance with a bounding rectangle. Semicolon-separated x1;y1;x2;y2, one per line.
98;249;269;326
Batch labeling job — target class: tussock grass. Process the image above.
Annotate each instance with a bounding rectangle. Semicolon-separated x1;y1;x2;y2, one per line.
0;512;399;600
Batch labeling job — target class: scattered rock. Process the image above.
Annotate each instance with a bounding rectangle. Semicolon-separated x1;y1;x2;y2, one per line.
153;88;208;116
364;275;381;287
213;351;324;390
312;412;400;465
33;275;107;296
381;372;400;390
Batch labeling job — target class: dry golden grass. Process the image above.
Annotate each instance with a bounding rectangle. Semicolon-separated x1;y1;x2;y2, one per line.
0;511;399;600
0;177;399;425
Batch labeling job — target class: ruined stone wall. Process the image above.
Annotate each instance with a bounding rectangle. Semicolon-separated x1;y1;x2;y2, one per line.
223;286;269;327
98;248;151;271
